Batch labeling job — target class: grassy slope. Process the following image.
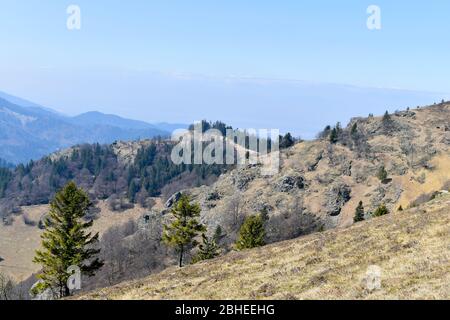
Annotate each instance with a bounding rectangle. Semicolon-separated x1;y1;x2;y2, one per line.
78;194;450;300
0;200;151;281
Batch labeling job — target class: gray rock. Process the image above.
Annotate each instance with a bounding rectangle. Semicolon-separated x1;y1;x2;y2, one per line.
324;183;351;216
206;190;221;201
30;281;56;300
275;175;305;192
232;170;257;190
165;192;182;208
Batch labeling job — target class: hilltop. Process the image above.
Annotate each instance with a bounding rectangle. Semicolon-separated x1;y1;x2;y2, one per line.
172;103;450;248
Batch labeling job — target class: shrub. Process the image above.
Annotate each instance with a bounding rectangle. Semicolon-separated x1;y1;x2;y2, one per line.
373;204;389;217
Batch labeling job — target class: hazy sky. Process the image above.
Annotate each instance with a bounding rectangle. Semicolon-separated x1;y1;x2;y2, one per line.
0;1;449;136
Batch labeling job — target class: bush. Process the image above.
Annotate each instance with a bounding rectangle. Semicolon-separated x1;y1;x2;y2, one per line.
373;204;389;217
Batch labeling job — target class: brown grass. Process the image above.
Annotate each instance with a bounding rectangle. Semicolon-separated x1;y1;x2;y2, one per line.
76;194;450;300
0;200;146;281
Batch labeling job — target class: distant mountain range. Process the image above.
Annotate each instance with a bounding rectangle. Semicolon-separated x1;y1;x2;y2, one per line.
0;91;187;164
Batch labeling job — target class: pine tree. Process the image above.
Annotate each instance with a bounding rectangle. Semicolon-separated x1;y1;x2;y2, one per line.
192;234;220;264
351;123;358;136
213;225;223;243
280;133;295;149
382;111;391;122
377;165;388;181
162;195;206;267
236;214;266;250
329;128;338;144
398;205;404;212
33;182;103;298
373;204;389;217
353;201;365;223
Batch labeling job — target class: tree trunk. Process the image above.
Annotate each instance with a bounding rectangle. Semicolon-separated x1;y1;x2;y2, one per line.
179;245;184;267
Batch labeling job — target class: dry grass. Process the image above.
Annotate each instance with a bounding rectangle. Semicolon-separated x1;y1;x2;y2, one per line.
0;200;146;281
77;194;450;300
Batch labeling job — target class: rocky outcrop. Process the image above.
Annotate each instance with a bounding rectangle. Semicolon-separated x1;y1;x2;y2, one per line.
165;192;183;208
324;183;351;216
274;175;305;192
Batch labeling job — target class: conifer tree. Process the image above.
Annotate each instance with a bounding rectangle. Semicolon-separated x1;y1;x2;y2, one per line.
236;214;266;250
192;234;220;263
351;123;358;136
353;201;365;223
213;225;223;243
162;195;206;267
329;128;338;144
33;182;103;298
377;165;388;181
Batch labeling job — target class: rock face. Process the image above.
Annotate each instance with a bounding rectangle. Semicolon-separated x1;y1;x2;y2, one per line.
275;175;305;192
324;183;352;216
231;167;258;190
165;192;183;208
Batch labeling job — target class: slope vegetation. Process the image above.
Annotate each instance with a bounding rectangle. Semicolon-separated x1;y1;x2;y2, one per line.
77;193;450;300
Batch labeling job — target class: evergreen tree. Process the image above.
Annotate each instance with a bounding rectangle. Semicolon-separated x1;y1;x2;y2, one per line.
280;133;295;149
351;123;358;136
192;234;220;264
373;204;389;217
33;182;103;298
128;179;139;203
377;165;388;181
162;195;206;267
398;205;404;212
353;201;365;223
329;128;338;144
213;225;223;243
382;111;391;122
318;125;331;139
236;214;266;250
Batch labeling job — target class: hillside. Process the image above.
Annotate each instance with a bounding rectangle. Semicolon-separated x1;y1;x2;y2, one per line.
1;103;449;295
163;103;450;249
77;192;450;300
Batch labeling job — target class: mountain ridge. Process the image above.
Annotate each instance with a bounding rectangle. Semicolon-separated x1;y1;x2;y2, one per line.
0;92;187;164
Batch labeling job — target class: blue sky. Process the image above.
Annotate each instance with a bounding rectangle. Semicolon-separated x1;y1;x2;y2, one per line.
0;1;449;136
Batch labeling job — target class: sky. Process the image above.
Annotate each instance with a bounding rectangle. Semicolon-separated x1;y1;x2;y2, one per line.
0;0;449;137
